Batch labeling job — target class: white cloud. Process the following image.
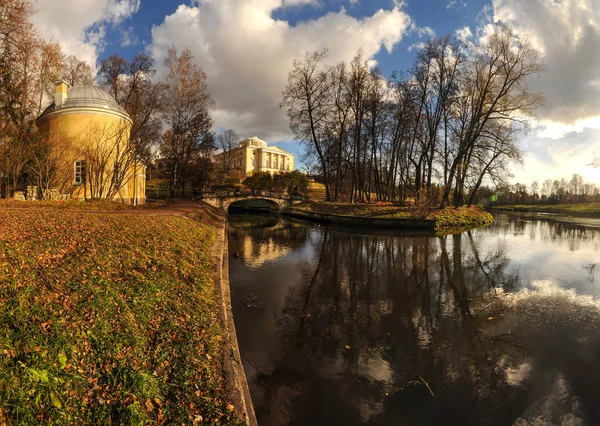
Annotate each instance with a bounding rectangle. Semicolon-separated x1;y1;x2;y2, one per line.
120;26;140;47
455;26;472;43
491;0;600;129
407;42;425;52
484;0;600;184
149;0;412;142
31;0;141;66
281;0;319;6
509;127;600;185
447;0;467;10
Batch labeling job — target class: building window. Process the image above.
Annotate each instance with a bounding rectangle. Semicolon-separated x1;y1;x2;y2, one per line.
74;160;86;185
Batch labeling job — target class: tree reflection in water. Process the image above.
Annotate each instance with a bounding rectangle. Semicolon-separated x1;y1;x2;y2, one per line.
228;214;600;426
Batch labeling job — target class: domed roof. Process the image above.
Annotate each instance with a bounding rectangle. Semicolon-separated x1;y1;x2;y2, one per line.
37;85;130;123
240;136;267;148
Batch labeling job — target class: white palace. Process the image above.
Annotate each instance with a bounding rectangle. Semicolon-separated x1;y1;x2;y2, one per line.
213;137;295;175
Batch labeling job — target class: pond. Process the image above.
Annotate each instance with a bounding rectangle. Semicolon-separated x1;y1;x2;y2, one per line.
227;213;600;426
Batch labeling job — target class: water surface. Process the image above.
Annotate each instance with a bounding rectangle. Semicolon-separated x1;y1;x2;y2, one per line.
228;213;600;426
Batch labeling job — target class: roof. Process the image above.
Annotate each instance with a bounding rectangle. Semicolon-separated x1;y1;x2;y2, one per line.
238;136;294;156
37;86;130;123
263;145;294;156
239;136;267;148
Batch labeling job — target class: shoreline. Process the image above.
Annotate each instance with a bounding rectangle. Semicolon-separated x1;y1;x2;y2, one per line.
195;204;258;426
281;207;437;229
281;202;494;231
491;203;600;219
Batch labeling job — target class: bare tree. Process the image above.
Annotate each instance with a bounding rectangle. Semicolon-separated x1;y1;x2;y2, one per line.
62;54;95;87
161;47;214;197
98;54;127;100
80;121;136;201
26;134;77;199
216;128;239;173
441;26;543;207
37;41;62;114
281;49;334;201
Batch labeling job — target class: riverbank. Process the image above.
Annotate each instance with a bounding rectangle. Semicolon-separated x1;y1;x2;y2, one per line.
492;203;600;218
285;202;494;230
0;203;250;424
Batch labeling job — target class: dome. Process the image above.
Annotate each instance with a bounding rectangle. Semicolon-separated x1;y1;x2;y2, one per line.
37;85;130;123
239;137;267;148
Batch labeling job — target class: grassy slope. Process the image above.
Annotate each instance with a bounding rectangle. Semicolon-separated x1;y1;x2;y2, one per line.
492;203;600;218
0;211;240;425
289;202;494;228
0;199;165;210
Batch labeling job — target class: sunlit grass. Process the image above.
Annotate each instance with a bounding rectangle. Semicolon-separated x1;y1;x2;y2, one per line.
492;203;600;218
0;211;240;425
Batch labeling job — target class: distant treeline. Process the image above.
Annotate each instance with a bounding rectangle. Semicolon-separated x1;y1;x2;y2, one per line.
491;174;600;205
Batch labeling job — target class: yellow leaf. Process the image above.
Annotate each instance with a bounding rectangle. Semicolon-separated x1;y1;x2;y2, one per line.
50;391;61;409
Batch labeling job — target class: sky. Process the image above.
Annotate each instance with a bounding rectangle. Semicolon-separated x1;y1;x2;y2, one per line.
30;0;600;186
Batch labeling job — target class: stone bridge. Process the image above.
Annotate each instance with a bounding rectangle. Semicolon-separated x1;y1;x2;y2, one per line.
198;191;305;212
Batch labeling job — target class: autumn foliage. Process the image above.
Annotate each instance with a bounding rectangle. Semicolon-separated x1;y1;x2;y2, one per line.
0;211;240;424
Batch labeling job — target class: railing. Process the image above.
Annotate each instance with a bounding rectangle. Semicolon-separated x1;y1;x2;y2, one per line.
196;190;306;202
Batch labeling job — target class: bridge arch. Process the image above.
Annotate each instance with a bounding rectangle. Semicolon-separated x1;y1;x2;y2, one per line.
224;197;283;212
199;191;300;212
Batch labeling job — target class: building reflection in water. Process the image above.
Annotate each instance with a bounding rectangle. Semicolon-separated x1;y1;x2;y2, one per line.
228;213;600;426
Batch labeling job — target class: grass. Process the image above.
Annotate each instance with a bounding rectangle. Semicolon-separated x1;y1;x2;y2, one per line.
0;198;166;211
288;201;494;229
491;202;600;218
0;210;240;425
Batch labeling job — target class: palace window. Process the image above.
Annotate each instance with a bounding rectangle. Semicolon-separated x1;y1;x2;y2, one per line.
74;160;86;185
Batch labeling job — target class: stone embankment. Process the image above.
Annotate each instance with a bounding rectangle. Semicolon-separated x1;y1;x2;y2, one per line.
193;203;258;426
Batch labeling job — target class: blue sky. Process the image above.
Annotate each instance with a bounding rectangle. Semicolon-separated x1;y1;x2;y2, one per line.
96;0;490;171
31;0;600;184
105;0;488;76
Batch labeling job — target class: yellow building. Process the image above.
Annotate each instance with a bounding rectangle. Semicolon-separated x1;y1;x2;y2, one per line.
214;136;295;175
36;81;146;204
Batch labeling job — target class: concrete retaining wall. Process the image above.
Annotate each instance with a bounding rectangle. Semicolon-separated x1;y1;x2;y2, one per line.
198;204;258;426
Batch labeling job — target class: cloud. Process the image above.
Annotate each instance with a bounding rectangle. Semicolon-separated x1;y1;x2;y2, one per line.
149;0;412;142
479;0;600;183
120;26;140;47
491;0;600;129
407;42;425;52
447;0;467;10
509;127;600;185
31;0;141;66
455;26;472;43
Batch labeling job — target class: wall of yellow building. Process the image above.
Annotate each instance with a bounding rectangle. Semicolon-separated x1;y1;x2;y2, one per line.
245;147;255;174
213;144;295;177
37;109;144;204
